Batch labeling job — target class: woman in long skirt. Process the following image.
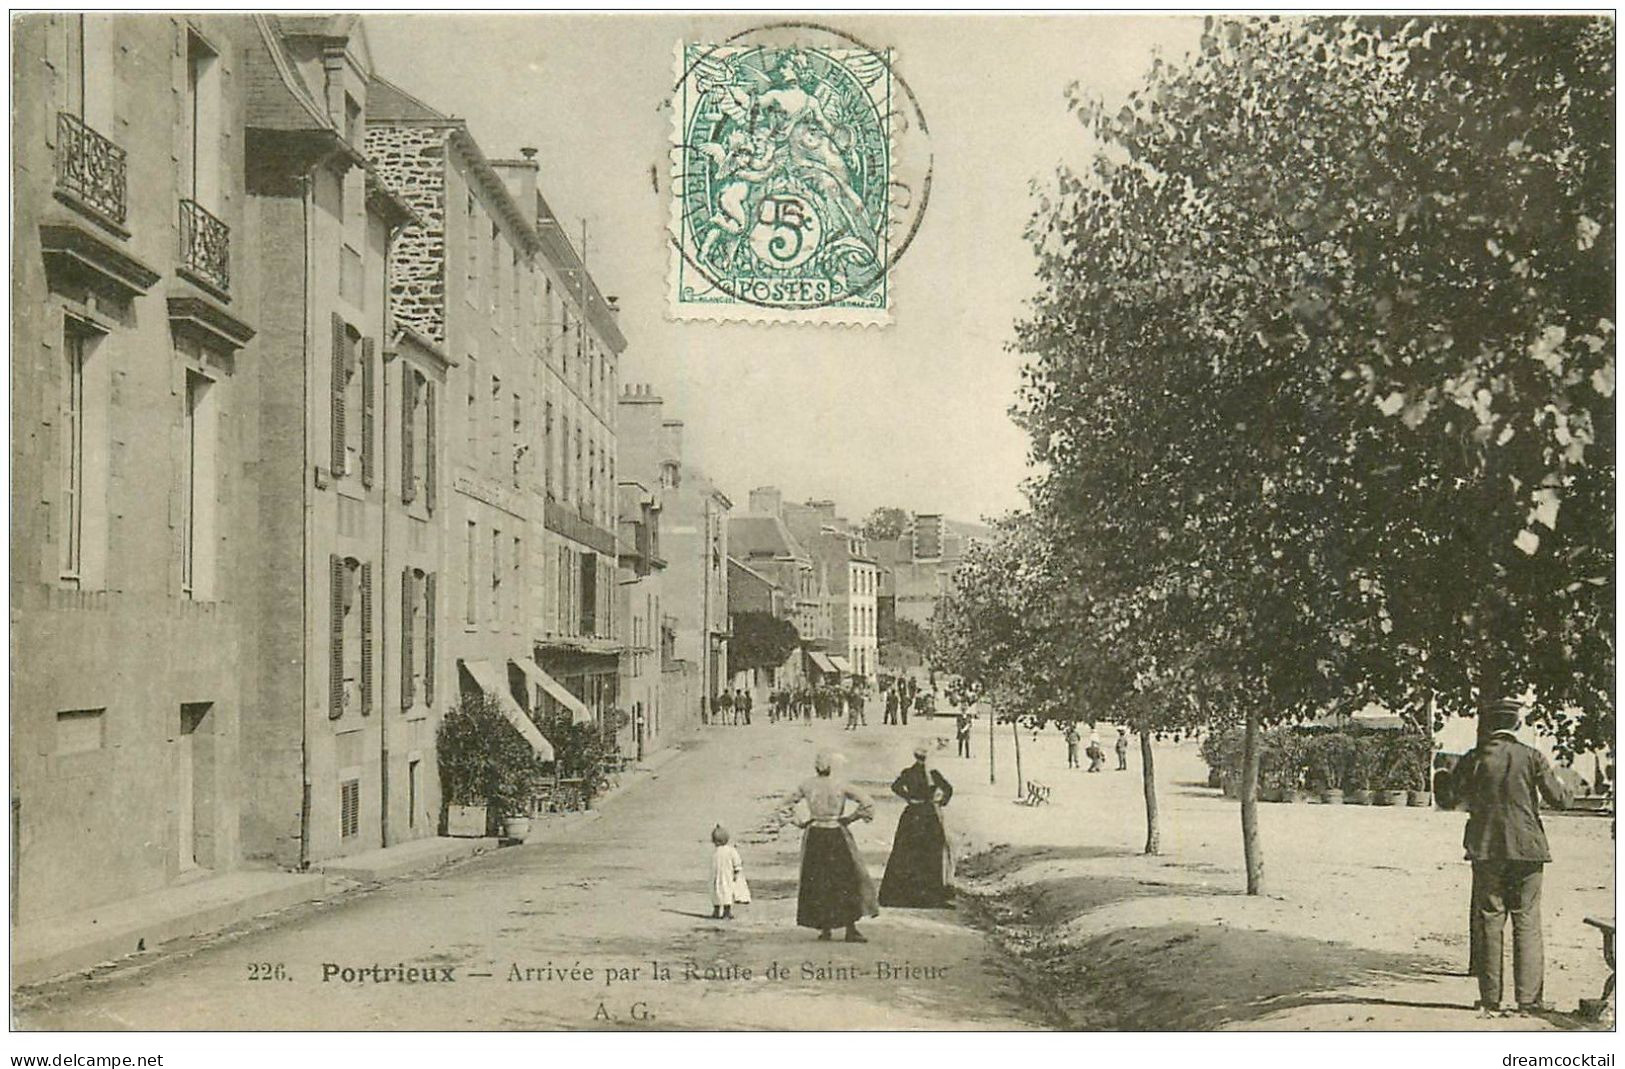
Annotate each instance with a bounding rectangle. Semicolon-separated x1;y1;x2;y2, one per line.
879;745;955;907
786;752;878;941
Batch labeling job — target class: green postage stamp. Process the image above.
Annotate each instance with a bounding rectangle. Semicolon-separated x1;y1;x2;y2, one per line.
670;38;915;326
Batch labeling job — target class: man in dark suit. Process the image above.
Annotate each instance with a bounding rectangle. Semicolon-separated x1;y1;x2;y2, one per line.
1456;697;1573;1015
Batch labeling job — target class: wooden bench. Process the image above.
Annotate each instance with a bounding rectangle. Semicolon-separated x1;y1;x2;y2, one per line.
1581;916;1614;1023
1024;780;1051;806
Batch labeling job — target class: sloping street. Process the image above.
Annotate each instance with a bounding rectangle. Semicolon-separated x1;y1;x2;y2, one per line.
16;721;1049;1031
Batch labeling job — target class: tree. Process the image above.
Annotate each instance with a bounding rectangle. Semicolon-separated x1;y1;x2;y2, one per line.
1015;16;1614;893
861;506;911;543
729;611;801;676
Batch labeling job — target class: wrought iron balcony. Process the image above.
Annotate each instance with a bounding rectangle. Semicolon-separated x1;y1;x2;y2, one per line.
55;111;127;226
179;198;230;294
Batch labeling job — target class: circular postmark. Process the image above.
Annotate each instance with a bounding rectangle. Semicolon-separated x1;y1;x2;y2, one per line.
669;22;933;320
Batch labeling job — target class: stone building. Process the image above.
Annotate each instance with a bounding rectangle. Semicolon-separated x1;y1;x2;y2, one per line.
231;15;434;870
366;77;583;776
729;486;821;694
616;478;664;759
11;12;264;922
619;385;729;723
783;500;880;682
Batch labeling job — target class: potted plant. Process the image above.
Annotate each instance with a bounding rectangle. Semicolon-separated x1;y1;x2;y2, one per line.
437;694;548;840
1375;734;1424;806
1306;733;1348;804
541;712;615;809
1390;734;1434;807
1344;735;1380;805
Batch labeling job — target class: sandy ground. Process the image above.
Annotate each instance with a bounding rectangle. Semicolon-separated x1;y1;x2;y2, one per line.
945;721;1615;1031
14;720;1054;1031
14;717;1613;1032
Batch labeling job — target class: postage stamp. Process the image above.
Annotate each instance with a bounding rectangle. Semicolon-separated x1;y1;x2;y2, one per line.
669;29;929;326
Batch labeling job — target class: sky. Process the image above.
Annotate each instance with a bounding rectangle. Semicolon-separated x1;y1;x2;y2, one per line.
367;14;1202;525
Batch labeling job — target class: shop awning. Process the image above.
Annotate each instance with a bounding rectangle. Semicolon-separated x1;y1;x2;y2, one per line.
808;652;838;674
460;659;555;762
828;655;854;674
513;659;593;725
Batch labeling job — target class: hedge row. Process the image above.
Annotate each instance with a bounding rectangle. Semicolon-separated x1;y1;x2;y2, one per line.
1200;726;1432;792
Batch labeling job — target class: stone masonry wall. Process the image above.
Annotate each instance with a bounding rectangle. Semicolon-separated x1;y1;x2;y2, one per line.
367;125;446;344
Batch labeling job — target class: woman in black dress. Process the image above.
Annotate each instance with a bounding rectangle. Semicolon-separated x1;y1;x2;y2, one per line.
879;745;954;907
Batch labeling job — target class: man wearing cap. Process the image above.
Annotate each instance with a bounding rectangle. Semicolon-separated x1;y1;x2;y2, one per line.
1455;697;1574;1015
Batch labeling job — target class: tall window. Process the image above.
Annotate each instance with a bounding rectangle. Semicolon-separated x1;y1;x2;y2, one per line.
560;415;572;500
544;400;555;500
490;527;502;625
183;30;220;209
64;15;115;132
511;390;522;487
465;357;478;458
330;556;371;718
59;324;88;582
512;535;522;626
181;368;216;599
464;195;478;305
489;375;502;475
464;521;477;625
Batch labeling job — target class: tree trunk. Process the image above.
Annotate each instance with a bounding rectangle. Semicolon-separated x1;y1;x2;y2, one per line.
988;706;996;784
1012;717;1024;799
1241;707;1264;895
1140;726;1160;855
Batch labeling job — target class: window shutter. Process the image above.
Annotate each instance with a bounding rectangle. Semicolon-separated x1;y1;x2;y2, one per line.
329;553;345;719
330;314;346;476
425;381;437;511
424;572;437;705
360;561;373;715
400;567;415;710
360;338;376;487
401;373;416;505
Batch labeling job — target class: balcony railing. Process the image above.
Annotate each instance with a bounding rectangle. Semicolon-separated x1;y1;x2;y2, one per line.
179;198;230;294
55;111;127;226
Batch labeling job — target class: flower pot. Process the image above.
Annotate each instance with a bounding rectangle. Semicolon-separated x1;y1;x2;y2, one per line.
1347;789;1373;805
1319;788;1344;805
1260;786;1282;803
1222;775;1239;800
1407;790;1433;808
1281;788;1304;804
501;816;532;841
1374;789;1407;807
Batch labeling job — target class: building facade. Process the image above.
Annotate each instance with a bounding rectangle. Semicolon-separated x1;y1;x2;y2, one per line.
11;13;267;922
619;384;729;721
783;500;880;682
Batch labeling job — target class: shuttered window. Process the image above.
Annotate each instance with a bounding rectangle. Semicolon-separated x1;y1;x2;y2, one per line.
401;371;417;505
400;567;416;709
424;571;437;705
328;553;345;719
330;314;347;475
424;380;438;511
340;779;360;839
360;338;375;487
360;561;373;714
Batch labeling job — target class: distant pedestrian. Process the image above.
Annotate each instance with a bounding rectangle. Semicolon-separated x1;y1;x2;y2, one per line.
1085;730;1105;773
714;690;732;727
709;824;748;920
885;688;899;726
1064;723;1080;769
740;689;753;726
845;689;861;731
1456;698;1573;1016
955;713;972;758
1115;727;1130;771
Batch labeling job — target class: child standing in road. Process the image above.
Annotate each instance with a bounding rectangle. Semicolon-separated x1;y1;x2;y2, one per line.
710;824;749;920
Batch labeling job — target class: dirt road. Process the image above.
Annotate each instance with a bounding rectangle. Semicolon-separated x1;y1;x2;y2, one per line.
16;720;1050;1031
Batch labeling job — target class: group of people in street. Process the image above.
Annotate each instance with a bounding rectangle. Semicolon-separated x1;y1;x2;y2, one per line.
782;745;955;942
712;678;940;730
1063;723;1131;772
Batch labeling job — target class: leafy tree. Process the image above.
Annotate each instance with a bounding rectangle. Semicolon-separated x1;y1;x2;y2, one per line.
729;611;801;676
861;506;911;543
1015;16;1613;893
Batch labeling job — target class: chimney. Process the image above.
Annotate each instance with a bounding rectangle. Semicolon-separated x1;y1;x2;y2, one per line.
489;150;539;215
807;499;836;522
749;486;783;518
660;419;684;465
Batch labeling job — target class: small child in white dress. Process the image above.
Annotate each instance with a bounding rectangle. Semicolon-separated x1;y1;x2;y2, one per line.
710;824;749;920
